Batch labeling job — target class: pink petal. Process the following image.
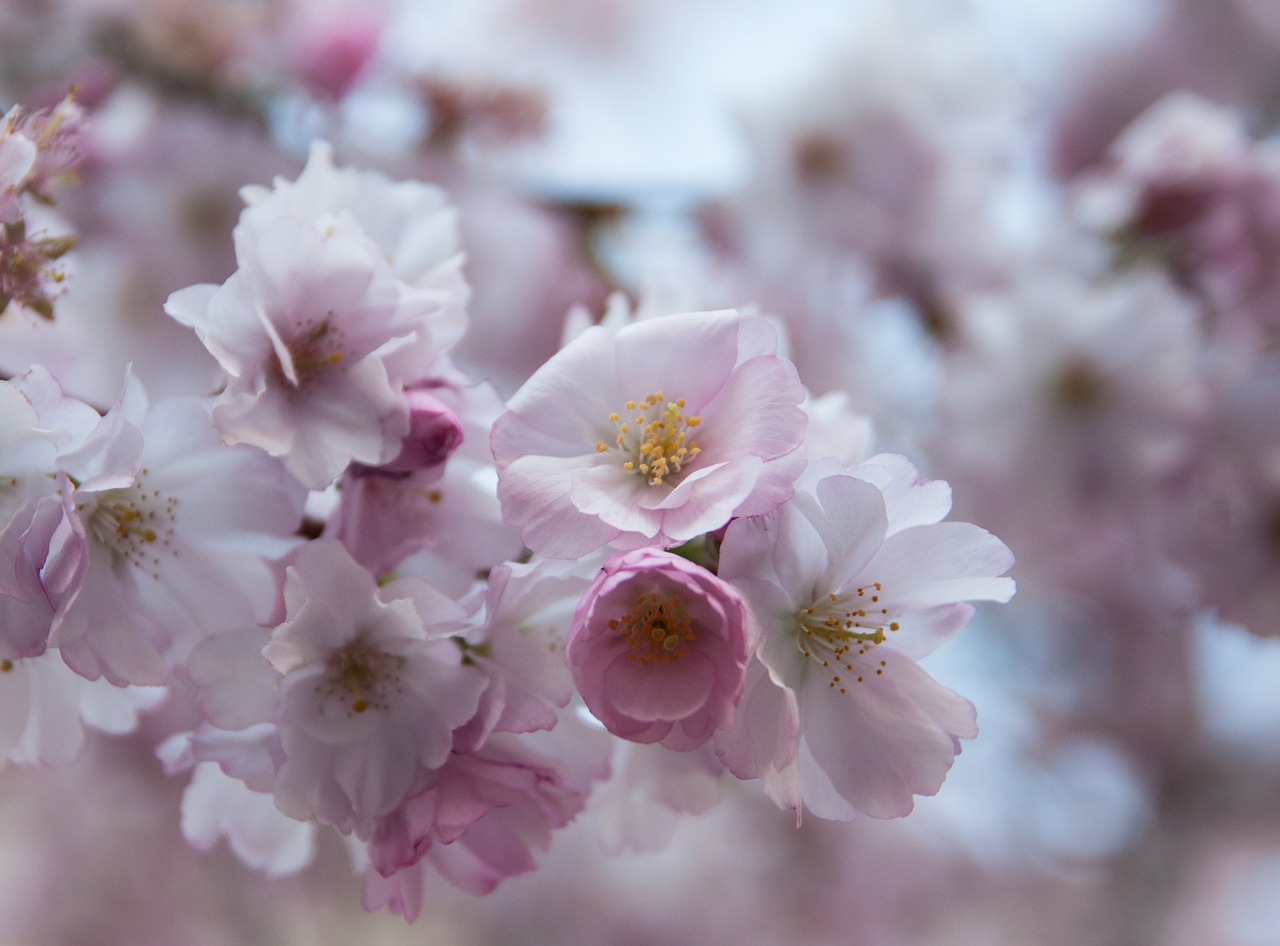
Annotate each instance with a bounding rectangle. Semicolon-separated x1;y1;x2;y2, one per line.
603;650;715;722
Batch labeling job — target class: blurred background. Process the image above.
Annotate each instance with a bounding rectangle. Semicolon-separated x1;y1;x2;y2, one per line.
4;0;1280;943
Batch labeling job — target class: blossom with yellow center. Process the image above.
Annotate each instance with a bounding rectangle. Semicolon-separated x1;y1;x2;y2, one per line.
492;308;808;558
567;547;749;751
717;456;1015;820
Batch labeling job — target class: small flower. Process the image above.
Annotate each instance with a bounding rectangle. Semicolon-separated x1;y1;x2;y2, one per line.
717;456;1014;820
258;541;487;834
167;141;470;488
567;547;749;751
361;715;610;918
0;93;85;320
165;212;412;488
48;381;307;686
238;140;468;358
491;309;808;558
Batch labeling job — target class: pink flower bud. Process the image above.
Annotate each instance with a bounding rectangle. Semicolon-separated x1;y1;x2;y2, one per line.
378;388;464;476
290;10;383;103
567;547;749;751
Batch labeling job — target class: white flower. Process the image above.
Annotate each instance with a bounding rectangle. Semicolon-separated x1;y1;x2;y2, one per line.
49;381;306;685
190;541;488;836
717;456;1014;820
166;141;471;488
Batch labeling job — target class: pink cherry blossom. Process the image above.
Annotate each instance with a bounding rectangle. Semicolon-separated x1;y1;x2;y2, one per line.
0;94;84;227
361;716;610;919
491;309;808;558
256;541;487;834
717;456;1014;820
1076;92;1280;331
48;384;306;686
567;547;749;751
165;213;413;488
166;140;470;488
237;140;468;362
0;94;84;205
365;729;601;881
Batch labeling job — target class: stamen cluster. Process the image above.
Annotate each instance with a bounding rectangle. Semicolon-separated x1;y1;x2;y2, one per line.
797;584;901;693
284;317;347;384
81;477;179;575
318;640;407;716
611;588;696;665
598;391;702;486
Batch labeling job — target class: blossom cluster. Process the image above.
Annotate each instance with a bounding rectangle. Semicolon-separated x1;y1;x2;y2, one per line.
0;129;1012;916
8;2;1280;942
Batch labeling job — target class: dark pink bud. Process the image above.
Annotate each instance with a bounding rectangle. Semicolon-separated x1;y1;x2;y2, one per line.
380;389;464;475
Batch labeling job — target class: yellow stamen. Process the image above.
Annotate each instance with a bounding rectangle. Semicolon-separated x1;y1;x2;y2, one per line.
600;391;702;486
617;591;696;665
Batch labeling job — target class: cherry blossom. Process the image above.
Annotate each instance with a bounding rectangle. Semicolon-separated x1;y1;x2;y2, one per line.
190;541;488;836
47;383;305;685
361;717;611;919
717;457;1014;820
567;547;749;751
164;213;415;488
165;140;470;488
237;140;468;364
491;309;808;558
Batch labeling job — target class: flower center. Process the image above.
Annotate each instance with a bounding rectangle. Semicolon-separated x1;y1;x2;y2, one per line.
610;589;696;665
796;582;900;694
279;316;346;386
596;390;701;486
318;640;407;716
80;473;178;575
